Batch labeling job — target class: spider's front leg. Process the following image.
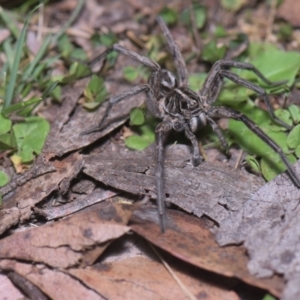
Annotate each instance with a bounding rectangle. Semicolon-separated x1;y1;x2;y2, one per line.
80;85;151;135
208;106;300;188
155;121;173;232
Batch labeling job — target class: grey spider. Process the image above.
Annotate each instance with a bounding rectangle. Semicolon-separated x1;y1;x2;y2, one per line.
82;17;300;232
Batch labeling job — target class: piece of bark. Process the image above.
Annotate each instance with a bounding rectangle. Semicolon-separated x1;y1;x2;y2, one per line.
0;155;56;198
216;159;300;300
83;144;264;224
41;188;117;220
0;153;83;235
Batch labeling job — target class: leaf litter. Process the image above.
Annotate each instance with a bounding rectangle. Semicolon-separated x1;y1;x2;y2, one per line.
1;1;300;299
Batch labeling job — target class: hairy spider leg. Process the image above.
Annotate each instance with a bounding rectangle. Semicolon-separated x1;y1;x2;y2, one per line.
200;60;291;130
206;116;228;151
89;44;160;71
208;106;300;188
156;16;188;86
80;85;151;135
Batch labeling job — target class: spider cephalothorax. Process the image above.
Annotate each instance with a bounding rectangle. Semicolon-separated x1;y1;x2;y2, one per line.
82;17;300;232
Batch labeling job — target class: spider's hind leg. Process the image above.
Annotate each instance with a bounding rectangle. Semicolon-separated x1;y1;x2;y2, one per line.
208;106;300;188
220;69;292;130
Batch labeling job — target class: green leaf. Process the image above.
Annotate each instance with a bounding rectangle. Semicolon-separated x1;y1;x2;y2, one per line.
0;114;12;135
13;116;50;163
228;111;295;179
0;131;17;150
123;66;140;82
70;48;87;61
194;5;206;29
221;0;246;12
125;118;156;151
188;73;207;92
261;153;296;181
270;108;293;131
99;32;118;47
50;85;62;102
278;23;293;41
0;171;9;187
247;43;300;89
88;75;105;95
261;294;276;300
202;40;226;63
84;75;107;105
62;62;91;83
82;102;102;110
287;124;300;149
159;7;178;25
214;25;227;38
130;108;145;126
245;155;261;173
181;4;206;29
295;145;300;158
125;124;155;151
288;104;300;124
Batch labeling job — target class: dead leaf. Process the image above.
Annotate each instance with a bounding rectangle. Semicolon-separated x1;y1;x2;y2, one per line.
0;202;132;268
0;273;23;300
0;260;103;300
130;206;284;298
69;256;239;300
6;271;48;300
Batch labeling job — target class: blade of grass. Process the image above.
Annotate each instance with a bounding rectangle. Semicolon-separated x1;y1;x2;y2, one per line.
2;97;42;115
2;38;14;73
0;6;20;39
4;4;42;109
2;81;58;115
17;34;52;95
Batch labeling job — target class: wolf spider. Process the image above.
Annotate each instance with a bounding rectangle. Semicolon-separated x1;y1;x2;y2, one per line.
82;17;300;232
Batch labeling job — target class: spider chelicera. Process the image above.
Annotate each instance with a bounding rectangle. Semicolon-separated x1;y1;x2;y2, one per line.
82;16;300;232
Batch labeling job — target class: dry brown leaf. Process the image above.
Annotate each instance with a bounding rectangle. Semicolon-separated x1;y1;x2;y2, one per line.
69;256;239;300
0;260;103;300
0;202;132;268
130;207;284;298
0;273;24;300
